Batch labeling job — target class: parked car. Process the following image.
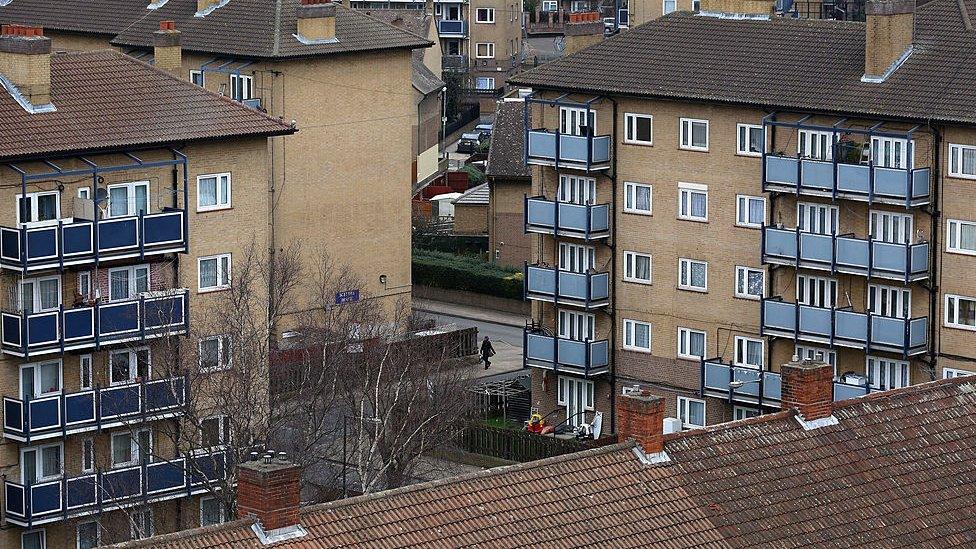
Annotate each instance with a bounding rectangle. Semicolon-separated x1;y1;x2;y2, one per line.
475;123;493;139
603;18;617;36
456;132;483;154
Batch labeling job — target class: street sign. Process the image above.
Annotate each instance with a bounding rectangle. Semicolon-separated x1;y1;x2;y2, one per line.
335;289;360;305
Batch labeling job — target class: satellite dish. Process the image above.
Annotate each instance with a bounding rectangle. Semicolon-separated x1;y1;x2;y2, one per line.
94;187;109;203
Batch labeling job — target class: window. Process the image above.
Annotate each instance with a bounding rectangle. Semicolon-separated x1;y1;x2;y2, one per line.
559;106;595;136
677;396;705;428
733;407;760;421
735;266;765;300
872;136;911;169
77;271;92;300
623;319;651;352
736;124;764;156
947;219;976;255
81;438;94;473
77;522;99;549
556;376;594;410
543;0;558;10
197;173;231;211
18;275;60;314
945;294;976;330
557;310;595;341
201;497;226;527
17;191;60;225
679;118;708;151
733;336;764;369
558;174;596;204
107;181;149;218
797;274;837;308
229;74;253;101
677;327;706;360
112;429;152;467
77;187;91;200
868;284;911;319
201;415;231;448
21;443;62;483
475;7;495;22
109;348;150;385
796;345;838;371
867;357;909;390
475;42;495;58
798;202;838;235
944;368;975;378
80;355;92;390
623;251;652;284
678;183;708;222
199;254;231;291
663;0;677;14
735;195;765;228
131;508;154;540
678;258;707;292
798;129;834;160
20;360;61;399
189;69;205;87
23;530;45;549
949;144;976;179
624;182;652;215
558;242;595;273
199;335;231;371
108;264;149;301
475;77;496;90
624;113;653;145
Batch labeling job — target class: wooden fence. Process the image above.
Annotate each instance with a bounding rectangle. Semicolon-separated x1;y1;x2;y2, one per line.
455;423;616;463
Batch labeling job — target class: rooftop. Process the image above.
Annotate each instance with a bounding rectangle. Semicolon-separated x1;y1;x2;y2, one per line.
486;99;530;179
112;375;976;548
453;182;489;205
510;0;976;124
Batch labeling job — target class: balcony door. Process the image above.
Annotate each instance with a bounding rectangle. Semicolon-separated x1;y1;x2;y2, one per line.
20;360;62;400
21;442;62;484
557;376;594;428
867;356;909;390
445;5;461;19
797;274;837;309
559;107;595;137
871;137;911;169
558;309;594;341
559;243;595;273
17;191;60;226
868;284;911;319
107;181;149;218
18;275;60;315
109;264;150;302
798;129;834;161
797;203;838;235
869;210;913;244
558;174;596;205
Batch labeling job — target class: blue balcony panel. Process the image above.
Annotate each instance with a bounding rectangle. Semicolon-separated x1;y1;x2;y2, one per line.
524;265;610;308
4;451;228;527
701;360;870;408
763;155;931;206
0;289;188;357
761;298;928;356
525;130;612;169
523;330;609;377
0;210;186;273
524;196;611;239
762;226;930;282
437;19;468;36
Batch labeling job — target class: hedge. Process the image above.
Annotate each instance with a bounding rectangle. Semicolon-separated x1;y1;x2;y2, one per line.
413;249;522;299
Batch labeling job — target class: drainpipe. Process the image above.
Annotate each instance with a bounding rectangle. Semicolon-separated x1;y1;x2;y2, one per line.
928;122;941;379
608;96;618;435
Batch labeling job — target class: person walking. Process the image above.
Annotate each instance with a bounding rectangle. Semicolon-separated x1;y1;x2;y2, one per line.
480;336;495;370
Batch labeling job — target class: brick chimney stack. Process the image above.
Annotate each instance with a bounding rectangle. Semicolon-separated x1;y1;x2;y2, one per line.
297;0;337;43
781;358;834;422
197;0;221;14
863;0;915;82
616;386;665;454
237;457;302;532
153;21;182;75
0;25;53;108
563;12;603;56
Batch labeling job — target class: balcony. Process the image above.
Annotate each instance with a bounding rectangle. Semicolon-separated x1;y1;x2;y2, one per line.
0;289;188;358
762;154;931;207
524;196;610;240
526;129;612;170
0;210;187;273
3;376;186;443
762;226;930;283
3;451;227;527
700;360;871;408
442;54;469;72
761;297;928;356
524;264;610;309
437;19;468;37
523;330;609;377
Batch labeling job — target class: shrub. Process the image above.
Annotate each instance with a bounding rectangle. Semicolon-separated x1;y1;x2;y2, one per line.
413;249;522;299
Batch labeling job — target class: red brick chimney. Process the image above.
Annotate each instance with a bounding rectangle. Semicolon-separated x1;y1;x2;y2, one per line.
781;358;834;421
616;386;665;454
236;457;302;532
0;25;52;108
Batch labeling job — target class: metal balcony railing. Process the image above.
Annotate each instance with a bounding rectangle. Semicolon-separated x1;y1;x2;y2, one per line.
4;450;228;527
524;196;611;240
761;297;928;356
0;210;186;273
523;329;609;377
524;264;610;308
3;376;186;443
0;289;189;357
525;129;612;170
761;225;930;283
437;19;468;37
442;54;469;72
763;154;930;206
700;359;872;408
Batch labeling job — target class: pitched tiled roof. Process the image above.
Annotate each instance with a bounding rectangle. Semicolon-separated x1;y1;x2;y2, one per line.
0;49;294;161
0;0;146;36
113;376;976;548
109;0;431;59
486;99;529;179
453;182;489;205
510;0;976;125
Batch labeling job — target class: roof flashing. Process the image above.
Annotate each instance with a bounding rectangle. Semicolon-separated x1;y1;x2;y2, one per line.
0;72;55;114
861;45;914;83
146;0;170;9
696;10;770;20
633;446;671;465
292;33;339;45
251;523;308;545
793;413;839;431
196;0;230;17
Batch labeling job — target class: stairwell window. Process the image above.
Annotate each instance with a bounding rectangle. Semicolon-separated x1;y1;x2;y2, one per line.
944;367;975;378
189;69;205;87
677;327;706;360
677;396;705;428
197;173;231;211
663;0;677;14
199;254;231;292
77;522;100;549
678;183;708;222
82;438;94;473
947;219;976;255
679;118;708;151
949;144;976;179
678;258;707;292
624;113;653;145
733;336;764;369
945;294;976;330
229;73;253;101
623;319;652;352
623;251;652;284
736;124;764;156
624;182;652;215
735;266;765;300
476;42;495;58
475;7;495;22
736;195;766;228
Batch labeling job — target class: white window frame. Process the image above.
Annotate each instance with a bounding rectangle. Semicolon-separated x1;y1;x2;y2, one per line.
19;360;62;399
623;113;653;145
677;258;708;292
946;219;976;256
542;0;558;10
623;182;652;215
623;251;652;284
109;348;150;386
229;73;253;101
735;195;766;228
199;335;232;372
736;123;765;157
795;345;838;372
18;275;61;314
200;496;227;527
189;69;205;87
198;253;232;292
945;294;976;331
107;264;150;302
196;172;232;212
679;118;709;151
16;190;61;226
111;429;152;468
677;327;706;360
77;521;100;549
475;7;495;22
944;367;975;379
475;76;496;90
106;180;150;218
622;319;652;353
20;442;63;483
677;396;705;429
866;356;909;390
77;271;92;300
733;406;760;421
475;42;495;59
733;336;764;369
81;437;95;474
678;182;708;222
23;529;46;549
555;376;594;411
662;0;677;14
948;143;976;180
734;266;765;301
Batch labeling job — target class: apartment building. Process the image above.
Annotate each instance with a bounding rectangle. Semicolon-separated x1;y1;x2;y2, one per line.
0;0;431;317
509;0;976;433
0;25;294;548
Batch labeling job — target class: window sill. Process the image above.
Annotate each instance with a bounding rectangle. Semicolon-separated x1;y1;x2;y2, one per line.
677;286;708;294
196;205;233;213
623;140;653;147
623;278;652;285
677;216;708;223
945;248;976;257
735;151;763;158
679;146;709;153
947;172;976;181
676;355;703;362
734;294;762;302
944;322;976;332
734;222;762;229
197;286;231;294
622;346;652;354
623;209;652;216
